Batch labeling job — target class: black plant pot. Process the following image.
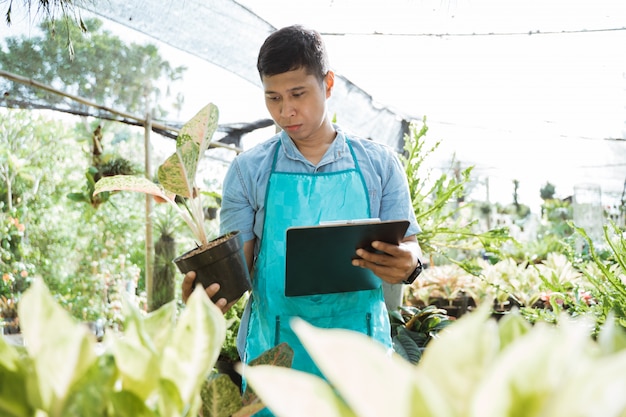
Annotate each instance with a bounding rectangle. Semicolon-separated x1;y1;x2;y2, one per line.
174;231;251;303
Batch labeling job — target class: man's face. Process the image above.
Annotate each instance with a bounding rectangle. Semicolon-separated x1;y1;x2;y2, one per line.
262;67;333;143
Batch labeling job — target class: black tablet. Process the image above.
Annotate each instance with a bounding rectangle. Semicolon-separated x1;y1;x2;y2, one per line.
285;219;410;296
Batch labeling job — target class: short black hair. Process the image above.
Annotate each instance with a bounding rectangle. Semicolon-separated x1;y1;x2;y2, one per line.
257;25;329;83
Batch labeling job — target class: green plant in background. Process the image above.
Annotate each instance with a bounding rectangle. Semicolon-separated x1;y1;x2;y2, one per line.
0;279;225;417
576;223;626;329
67;123;137;209
1;18;186;118
220;295;247;364
0;209;33;298
150;207;180;312
390;304;453;364
401;119;511;270
406;263;479;309
241;304;626;417
0;110;149;321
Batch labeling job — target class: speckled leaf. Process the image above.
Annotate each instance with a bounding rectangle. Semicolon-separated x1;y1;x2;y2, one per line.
179;103;219;155
93;175;173;202
249;342;294;368
157;103;219;197
201;373;242;417
157;138;198;197
242;343;293;405
231;402;266;417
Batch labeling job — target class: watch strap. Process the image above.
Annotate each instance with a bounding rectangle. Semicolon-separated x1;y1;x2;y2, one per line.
402;258;423;285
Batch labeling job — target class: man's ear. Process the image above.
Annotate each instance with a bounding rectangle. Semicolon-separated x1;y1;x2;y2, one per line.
324;71;335;97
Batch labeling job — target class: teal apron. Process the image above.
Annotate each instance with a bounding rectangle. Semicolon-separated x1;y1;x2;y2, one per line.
240;138;391;378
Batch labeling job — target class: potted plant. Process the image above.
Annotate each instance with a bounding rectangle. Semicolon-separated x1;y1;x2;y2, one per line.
93;103;251;303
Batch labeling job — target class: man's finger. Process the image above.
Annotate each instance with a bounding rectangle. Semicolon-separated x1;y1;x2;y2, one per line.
181;271;196;303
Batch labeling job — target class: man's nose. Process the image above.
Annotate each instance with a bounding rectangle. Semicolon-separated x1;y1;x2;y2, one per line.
280;98;296;118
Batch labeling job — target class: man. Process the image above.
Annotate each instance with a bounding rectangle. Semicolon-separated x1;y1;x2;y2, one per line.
182;25;422;377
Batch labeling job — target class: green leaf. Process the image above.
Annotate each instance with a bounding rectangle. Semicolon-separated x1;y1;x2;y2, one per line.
160;285;226;410
0;355;33;417
109;390;156;417
471;315;596;417
241;364;356;417
18;279;98;413
418;302;498;417
61;355;117;417
291;319;448;417
66;192;90;203
497;310;532;350
112;298;161;400
597;314;626;355
0;334;22;372
393;328;422;364
155;378;184;417
541;348;626;417
143;301;177;353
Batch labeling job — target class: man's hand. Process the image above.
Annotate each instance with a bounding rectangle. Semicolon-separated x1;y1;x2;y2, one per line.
351;237;422;284
181;271;237;313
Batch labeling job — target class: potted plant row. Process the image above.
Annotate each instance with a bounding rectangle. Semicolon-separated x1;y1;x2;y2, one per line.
94;103;251;303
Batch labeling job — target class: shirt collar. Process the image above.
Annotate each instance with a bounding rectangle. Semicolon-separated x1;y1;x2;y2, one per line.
279;127;349;166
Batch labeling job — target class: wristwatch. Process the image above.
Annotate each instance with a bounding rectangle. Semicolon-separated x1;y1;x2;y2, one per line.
402;258;423;285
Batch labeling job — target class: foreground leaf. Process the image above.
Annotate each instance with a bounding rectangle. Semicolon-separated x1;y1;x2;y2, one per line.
19;279;97;414
418;302;498;417
241;365;356;417
160;285;226;412
292;319;450;417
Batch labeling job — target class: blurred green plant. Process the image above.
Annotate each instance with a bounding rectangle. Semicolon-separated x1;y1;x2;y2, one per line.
0;279;225;417
242;305;626;417
401;118;512;271
1;17;186;118
576;222;626;329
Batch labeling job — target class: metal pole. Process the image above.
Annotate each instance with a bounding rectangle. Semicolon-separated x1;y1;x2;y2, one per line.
144;109;154;308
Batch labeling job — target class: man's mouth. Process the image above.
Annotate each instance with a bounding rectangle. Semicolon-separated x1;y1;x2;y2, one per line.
284;124;301;132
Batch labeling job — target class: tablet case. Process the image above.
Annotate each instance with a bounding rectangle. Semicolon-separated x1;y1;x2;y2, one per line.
285;219;410;296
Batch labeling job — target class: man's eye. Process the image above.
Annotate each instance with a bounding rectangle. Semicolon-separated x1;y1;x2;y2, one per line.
267;96;280;101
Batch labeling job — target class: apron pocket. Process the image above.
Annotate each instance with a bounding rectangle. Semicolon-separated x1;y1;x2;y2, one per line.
275;311;373;347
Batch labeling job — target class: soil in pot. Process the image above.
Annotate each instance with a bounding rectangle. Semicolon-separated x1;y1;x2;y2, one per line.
174;230;251;303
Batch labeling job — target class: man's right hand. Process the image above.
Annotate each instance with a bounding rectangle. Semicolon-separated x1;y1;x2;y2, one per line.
181;271;229;312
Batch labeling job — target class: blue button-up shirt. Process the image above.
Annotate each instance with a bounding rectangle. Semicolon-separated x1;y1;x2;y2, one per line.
220;127;420;257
